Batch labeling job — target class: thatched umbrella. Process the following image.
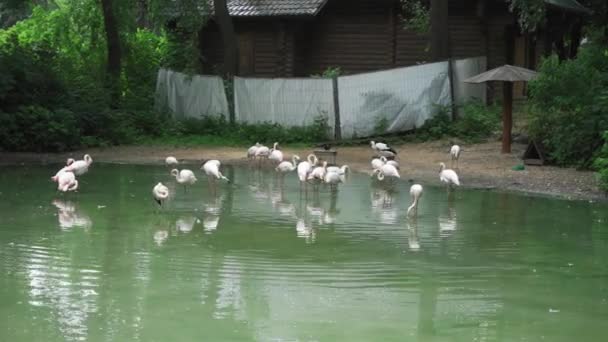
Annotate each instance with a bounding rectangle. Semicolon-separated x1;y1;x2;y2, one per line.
464;65;538;153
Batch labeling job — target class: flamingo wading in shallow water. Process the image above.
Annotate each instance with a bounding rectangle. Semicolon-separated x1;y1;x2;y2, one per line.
276;155;300;180
57;171;78;192
201;160;229;192
171;169;197;191
66;154;93;176
297;154;318;191
153;182;169;208
407;184;423;217
247;143;261;161
51;158;75;182
439;162;460;190
269;142;283;164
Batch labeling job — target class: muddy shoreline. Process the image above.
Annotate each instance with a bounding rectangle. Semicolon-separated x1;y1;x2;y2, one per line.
1;141;605;201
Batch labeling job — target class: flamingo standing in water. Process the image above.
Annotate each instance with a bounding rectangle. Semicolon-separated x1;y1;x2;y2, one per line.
57;171;78;192
276;155;300;181
153;182;169;208
324;166;348;191
297;154;318;191
307;161;328;185
66;154;93;176
171;169;197;192
380;156;399;169
371;157;384;171
254;145;270;166
268;142;283;164
407;184;423;217
450;145;461;169
372;163;400;183
201;160;229;193
165;156;178;167
247;143;261;161
439;162;460;190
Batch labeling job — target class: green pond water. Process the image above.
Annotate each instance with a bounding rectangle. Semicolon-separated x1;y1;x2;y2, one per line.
1;163;608;342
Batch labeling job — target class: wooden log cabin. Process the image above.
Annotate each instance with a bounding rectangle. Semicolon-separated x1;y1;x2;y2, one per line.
197;0;589;99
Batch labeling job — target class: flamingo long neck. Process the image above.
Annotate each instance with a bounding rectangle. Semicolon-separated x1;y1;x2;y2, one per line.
292;156;299;168
377;171;385;180
380;156;387;163
273;142;278;150
407;195;419;215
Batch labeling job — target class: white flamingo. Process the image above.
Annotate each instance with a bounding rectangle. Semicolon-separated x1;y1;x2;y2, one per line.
165;156;178;166
201;160;229;192
371;157;384;171
407;184;423;217
247;143;261;160
51;158;75;182
276;155;300;179
439;162;460;189
268;142;283;164
326;165;349;176
66;154;93;176
373;163;400;181
171;169;197;191
308;161;328;183
450;145;461;168
254;145;270;165
153;182;169;208
57;171;78;192
297;154;318;190
380;156;399;169
370;140;397;158
324;169;347;190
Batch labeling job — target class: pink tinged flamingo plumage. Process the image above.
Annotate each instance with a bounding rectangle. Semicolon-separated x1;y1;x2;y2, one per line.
57;171;78;192
450;145;461;168
66;154;93;176
201;160;229;181
307;161;328;181
268;142;283;163
297;154;318;182
165;156;178;166
407;184;423;217
51;158;76;182
276;155;300;174
373;163;400;181
247;143;261;160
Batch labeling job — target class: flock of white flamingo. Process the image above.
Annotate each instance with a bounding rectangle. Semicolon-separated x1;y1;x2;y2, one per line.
50;140;461;219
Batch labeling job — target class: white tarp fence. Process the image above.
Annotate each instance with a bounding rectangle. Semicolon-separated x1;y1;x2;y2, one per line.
452;56;487;107
337;61;452;139
234;77;335;132
155;68;229;119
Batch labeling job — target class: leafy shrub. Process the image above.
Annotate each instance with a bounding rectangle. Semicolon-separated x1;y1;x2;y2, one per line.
593;131;608;193
0;106;80;152
453;100;501;142
528;42;608;167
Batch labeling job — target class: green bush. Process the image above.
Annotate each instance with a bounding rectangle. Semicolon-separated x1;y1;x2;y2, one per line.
593;131;608;193
453;100;501;142
528;41;608;167
0;106;80;152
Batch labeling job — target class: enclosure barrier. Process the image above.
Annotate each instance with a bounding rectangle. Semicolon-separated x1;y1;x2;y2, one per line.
155;57;487;139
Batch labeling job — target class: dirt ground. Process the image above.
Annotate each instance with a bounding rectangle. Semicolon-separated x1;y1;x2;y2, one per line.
1;140;604;201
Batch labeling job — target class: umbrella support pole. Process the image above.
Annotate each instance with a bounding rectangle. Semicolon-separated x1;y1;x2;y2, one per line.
502;81;513;154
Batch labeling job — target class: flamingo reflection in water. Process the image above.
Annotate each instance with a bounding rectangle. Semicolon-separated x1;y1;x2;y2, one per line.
176;216;200;234
439;199;457;237
52;199;92;231
203;195;224;233
407;218;421;251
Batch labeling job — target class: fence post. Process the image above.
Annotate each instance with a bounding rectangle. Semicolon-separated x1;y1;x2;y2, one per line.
447;58;457;120
227;75;236;124
332;76;341;140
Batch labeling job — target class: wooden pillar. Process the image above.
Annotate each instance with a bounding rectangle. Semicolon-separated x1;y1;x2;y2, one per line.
332;76;341;140
430;0;449;61
502;81;513;154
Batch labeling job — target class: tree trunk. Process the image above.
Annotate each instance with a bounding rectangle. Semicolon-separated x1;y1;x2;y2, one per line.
100;0;122;102
213;0;238;76
430;0;449;61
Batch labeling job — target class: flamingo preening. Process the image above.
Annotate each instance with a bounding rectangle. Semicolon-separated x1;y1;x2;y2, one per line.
371;157;384;171
254;145;270;166
201;160;229;193
307;161;328;185
153;182;169;208
372;163;400;182
65;154;93;176
171;169;197;191
324;167;348;191
57;171;78;192
165;156;179;166
380;156;400;169
407;184;423;217
450;145;461;169
439;162;460;190
268;142;283;164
